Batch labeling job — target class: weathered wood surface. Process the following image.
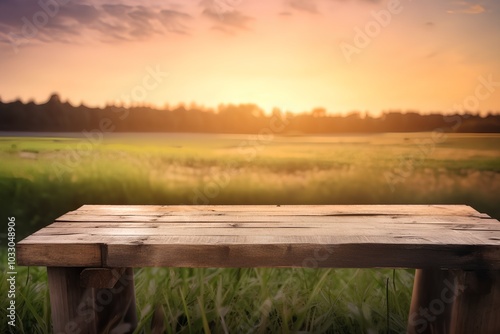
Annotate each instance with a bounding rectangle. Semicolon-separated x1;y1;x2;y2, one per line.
450;270;500;333
17;205;500;268
80;268;126;289
47;267;96;333
407;269;455;334
48;267;137;334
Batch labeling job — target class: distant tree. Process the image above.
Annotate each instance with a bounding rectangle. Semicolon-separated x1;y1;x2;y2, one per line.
48;93;61;103
271;107;283;120
311;107;326;118
0;94;499;133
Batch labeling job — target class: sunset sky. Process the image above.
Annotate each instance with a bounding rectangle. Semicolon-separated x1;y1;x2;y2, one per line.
1;0;499;114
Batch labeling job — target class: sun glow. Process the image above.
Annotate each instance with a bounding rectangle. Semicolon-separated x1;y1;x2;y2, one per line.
0;0;499;114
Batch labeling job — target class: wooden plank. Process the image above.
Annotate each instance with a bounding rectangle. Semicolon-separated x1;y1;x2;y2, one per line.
12;234;433;244
47;267;97;333
66;204;487;217
29;227;500;243
54;214;497;224
12;233;480;243
103;243;500;269
16;237;500;268
28;215;500;244
47;267;137;334
18;231;500;247
43;219;500;231
80;268;126;289
17;243;101;267
450;270;500;333
46;215;500;228
93;267;137;334
57;215;164;222
20;228;500;250
407;269;454;334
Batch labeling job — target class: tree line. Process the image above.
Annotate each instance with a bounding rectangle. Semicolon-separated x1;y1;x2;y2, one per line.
1;94;499;133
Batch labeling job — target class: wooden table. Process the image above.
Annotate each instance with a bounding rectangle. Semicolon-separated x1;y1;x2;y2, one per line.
17;205;500;333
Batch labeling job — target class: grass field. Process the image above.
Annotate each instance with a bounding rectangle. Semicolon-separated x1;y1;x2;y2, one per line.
1;132;499;333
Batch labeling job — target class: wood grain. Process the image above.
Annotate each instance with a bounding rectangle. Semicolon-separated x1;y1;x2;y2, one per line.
80;268;126;289
21;205;500;333
47;267;97;333
407;269;455;334
16;205;500;269
450;270;500;333
47;267;137;334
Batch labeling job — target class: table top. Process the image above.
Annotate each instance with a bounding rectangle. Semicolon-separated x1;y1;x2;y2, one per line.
17;205;500;269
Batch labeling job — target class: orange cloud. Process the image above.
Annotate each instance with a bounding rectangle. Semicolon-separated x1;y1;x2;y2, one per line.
447;1;485;14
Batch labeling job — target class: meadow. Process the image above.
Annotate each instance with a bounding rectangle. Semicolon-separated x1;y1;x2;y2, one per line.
1;132;499;333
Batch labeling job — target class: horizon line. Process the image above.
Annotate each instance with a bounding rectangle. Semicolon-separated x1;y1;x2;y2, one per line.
1;93;500;117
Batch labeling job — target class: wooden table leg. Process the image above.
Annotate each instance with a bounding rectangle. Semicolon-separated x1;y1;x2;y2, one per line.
450;270;500;333
47;267;137;334
47;267;97;333
407;269;456;334
94;268;138;332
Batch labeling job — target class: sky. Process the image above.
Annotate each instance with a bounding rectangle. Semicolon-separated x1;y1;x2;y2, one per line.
0;0;499;115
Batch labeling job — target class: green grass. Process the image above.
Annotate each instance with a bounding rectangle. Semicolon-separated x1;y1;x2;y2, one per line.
0;132;499;332
0;265;414;333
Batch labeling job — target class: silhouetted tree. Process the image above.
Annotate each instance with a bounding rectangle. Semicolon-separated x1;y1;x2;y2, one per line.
0;94;499;133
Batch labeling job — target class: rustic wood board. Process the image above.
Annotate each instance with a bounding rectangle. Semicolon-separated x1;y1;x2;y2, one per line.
17;205;500;269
